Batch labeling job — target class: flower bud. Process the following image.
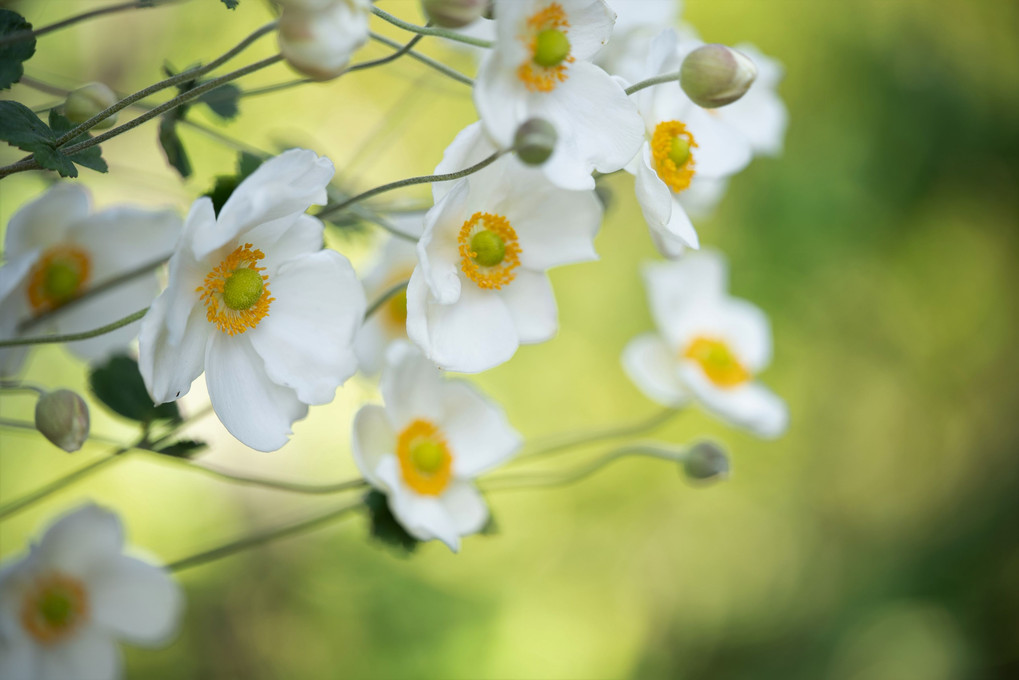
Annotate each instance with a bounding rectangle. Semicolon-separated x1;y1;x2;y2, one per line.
278;0;370;81
34;389;90;453
680;44;757;109
63;83;118;129
513;118;557;166
682;441;730;483
421;0;488;28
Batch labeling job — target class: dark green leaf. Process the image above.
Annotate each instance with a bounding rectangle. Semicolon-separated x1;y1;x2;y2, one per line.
47;111;108;174
198;84;241;120
203;152;264;214
158;115;192;178
31;144;78;177
89;354;180;423
365;490;419;555
220;0;240;8
237;151;263;177
0;100;53;150
0;10;35;90
154;439;207;458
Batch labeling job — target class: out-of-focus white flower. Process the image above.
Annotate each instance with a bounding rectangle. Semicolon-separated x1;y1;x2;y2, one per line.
474;0;644;190
623;250;788;438
598;0;680;82
407;122;602;373
708;43;788;157
277;0;371;80
352;342;521;551
0;504;182;680
626;29;753;257
0;184;180;377
139;149;365;452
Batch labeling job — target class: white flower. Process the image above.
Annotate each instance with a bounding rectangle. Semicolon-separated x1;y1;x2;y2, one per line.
0;184;181;377
627;29;753;257
474;0;644;190
277;0;371;81
622;250;788;438
0;504;182;680
407;122;602;373
597;0;680;82
352;342;521;551
139;149;365;452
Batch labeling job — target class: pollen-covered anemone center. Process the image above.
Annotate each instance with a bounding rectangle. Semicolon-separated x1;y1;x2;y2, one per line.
458;212;521;290
20;573;89;644
651;121;698;193
198;243;274;335
518;3;574;92
26;245;91;313
397;419;453;496
684;336;751;389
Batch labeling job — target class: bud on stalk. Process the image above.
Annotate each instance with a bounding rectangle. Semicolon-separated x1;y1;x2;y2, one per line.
682;441;731;483
35;389;90;453
680;44;757;108
514;118;557;166
63;83;119;129
421;0;488;28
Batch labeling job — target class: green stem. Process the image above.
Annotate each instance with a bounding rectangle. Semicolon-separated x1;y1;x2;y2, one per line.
368;33;474;87
0;382;46;396
167;500;364;572
0;418;125;447
365;279;410;320
0;0;186;48
625;71;681;96
0;452;128;520
0;309;148;348
370;6;492;49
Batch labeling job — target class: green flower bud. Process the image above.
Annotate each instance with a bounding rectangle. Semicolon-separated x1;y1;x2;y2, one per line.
63;83;119;129
514;118;557;166
421;0;488;28
680;44;757;109
35;389;90;453
682;441;730;483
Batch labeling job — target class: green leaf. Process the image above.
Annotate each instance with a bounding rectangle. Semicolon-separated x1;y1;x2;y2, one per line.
89;355;180;424
198;84;241;120
31;144;78;177
0;10;35;90
0;100;52;150
220;0;240;8
47;111;108;173
237;151;263;177
365;490;419;555
154;439;207;458
203;152;264;214
158;115;192;178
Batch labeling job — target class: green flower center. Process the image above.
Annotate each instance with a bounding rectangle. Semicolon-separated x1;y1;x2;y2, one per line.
470;229;507;267
222;267;264;311
43;262;82;304
533;29;571;68
410;440;446;475
39;589;75;628
668;135;691;168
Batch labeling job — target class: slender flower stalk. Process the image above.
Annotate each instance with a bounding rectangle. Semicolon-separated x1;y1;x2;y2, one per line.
0;309;148;348
369;33;474;87
364;279;410;320
370;6;493;48
0;0;187;48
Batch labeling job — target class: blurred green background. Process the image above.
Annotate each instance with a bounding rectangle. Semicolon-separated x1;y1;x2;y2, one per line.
2;0;1018;678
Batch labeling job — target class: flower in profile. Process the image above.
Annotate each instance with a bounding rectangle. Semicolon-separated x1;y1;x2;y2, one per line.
277;0;371;80
139;149;365;452
0;504;182;680
0;184;181;377
622;250;788;438
352;342;521;551
407;122;602;373
474;0;644;190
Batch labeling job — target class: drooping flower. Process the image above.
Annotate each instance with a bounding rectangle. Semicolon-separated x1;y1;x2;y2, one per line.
277;0;371;80
139;149;365;452
0;504;182;680
474;0;644;190
0;184;181;377
407;122;602;373
622;250;788;438
352;342;521;551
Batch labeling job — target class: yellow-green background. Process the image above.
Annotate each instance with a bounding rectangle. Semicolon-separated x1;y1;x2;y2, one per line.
2;0;1018;677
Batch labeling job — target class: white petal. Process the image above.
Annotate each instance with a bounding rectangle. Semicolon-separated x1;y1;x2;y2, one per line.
680;364;788;439
67;207;180;279
37;626;120;680
621;332;690;406
684;106;753;179
245;214;324;273
634;143;672;228
4;184;91;259
353;316;388;376
205;334;309;451
474;54;529;149
679;176;729;219
379;341;445;430
496;270;558;344
139;294;213;405
418;182;470;306
439;482;490;536
713;297;773;372
36;505;123;577
561;0;616;61
643;250;729;342
248;250;364;404
54;277;159;363
440;381;521;478
86;556;182;646
0;253;38;378
376;457;461;551
0;634;36;680
432;122;495;203
351;405;396;489
502;181;601;271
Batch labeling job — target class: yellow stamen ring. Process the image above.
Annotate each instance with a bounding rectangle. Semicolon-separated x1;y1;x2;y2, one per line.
517;3;574;93
683;336;751;389
21;573;89;644
26;245;91;313
197;243;274;335
457;212;521;290
396;419;453;496
651;121;698;193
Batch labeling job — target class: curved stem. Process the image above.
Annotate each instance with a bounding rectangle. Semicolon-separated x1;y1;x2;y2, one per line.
625;71;681;96
0;309;148;348
370;6;492;49
0;452;128;520
349;32;425;73
0;0;186;48
368;33;473;87
365;279;410;320
167;459;367;496
167;500;364;572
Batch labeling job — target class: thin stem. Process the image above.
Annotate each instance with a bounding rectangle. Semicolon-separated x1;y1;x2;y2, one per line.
0;418;125;447
240;78;312;98
174;462;368;495
625;71;681;96
0;308;148;348
370;6;492;49
369;33;474;87
0;382;46;396
348;32;425;73
365;280;410;320
0;452;128;520
0;0;186;48
167;500;364;572
513;408;681;464
318;149;505;220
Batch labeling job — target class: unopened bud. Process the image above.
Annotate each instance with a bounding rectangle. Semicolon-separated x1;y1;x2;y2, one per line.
680;44;757;108
278;0;370;81
514;118;557;166
35;389;90;453
682;441;730;483
63;83;118;129
422;0;488;28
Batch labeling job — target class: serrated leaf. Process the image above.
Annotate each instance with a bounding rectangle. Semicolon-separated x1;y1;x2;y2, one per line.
158;115;192;178
89;354;180;424
31;144;78;177
198;83;240;120
365;490;419;555
0;10;36;90
0;100;53;150
220;0;240;8
47;111;108;173
154;439;207;458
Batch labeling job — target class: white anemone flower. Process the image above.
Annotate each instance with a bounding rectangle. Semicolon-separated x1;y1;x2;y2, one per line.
0;504;182;680
407;122;602;373
622;250;788;438
474;0;644;190
0;184;180;377
139;149;365;452
277;0;371;80
352;342;521;551
627;29;754;257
